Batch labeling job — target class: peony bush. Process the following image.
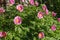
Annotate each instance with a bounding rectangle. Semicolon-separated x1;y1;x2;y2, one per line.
0;0;60;40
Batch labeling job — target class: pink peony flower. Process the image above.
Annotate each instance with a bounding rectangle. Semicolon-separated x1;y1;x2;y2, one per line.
37;11;44;19
21;0;25;2
51;24;56;31
16;4;24;12
13;16;22;25
38;32;44;39
42;5;47;11
0;7;5;13
57;18;60;22
9;0;15;5
52;11;56;17
35;1;39;6
42;5;49;15
45;9;49;15
0;32;6;38
29;0;35;5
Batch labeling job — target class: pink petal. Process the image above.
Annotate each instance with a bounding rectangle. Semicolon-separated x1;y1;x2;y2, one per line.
45;9;49;15
29;0;34;5
0;7;5;13
0;32;6;38
57;18;60;22
42;5;47;11
9;0;15;4
52;11;56;17
37;11;44;19
0;32;3;37
51;24;56;31
21;0;25;2
35;1;39;6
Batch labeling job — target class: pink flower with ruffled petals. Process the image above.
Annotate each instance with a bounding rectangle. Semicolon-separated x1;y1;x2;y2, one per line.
13;16;22;25
38;32;44;39
51;24;56;31
45;9;49;15
42;5;47;11
57;18;60;22
29;0;34;5
35;1;39;6
37;11;44;19
0;32;6;38
0;7;5;13
16;4;24;12
9;0;15;5
52;11;56;17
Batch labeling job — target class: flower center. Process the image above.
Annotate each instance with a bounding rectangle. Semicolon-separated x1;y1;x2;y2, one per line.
39;33;42;37
39;14;42;17
18;6;22;10
16;19;20;23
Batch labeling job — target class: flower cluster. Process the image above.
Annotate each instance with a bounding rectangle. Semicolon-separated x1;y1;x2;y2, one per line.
0;0;60;39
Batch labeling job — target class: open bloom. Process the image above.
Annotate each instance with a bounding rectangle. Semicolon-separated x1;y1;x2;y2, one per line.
0;7;5;13
42;5;47;11
51;24;56;31
37;11;44;19
9;0;15;5
38;32;44;39
13;16;22;25
52;11;56;17
35;1;39;6
16;4;24;12
29;0;34;5
57;18;60;22
0;32;6;38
